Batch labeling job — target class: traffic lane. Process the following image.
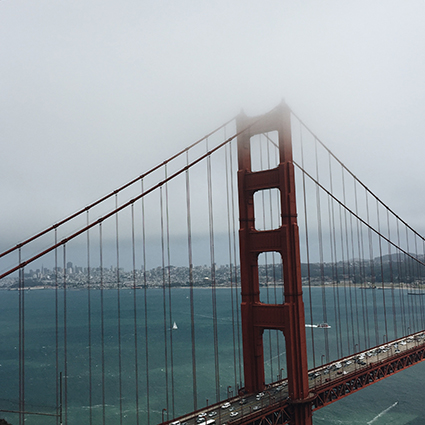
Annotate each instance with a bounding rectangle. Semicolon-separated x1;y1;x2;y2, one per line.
308;333;425;387
185;387;290;425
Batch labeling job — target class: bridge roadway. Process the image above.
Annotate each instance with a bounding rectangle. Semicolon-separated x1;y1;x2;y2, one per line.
163;331;425;425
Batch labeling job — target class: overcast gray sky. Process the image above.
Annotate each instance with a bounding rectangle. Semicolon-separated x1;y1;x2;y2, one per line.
2;1;425;249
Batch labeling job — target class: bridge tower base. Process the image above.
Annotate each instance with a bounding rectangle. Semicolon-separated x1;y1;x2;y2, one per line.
237;103;312;425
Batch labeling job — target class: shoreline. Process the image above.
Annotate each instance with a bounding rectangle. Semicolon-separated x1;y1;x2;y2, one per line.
2;283;425;291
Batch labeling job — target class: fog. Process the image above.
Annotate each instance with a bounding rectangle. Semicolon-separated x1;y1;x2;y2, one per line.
2;1;425;255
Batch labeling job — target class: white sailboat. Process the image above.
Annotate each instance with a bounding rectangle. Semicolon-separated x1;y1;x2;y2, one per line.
172;321;178;330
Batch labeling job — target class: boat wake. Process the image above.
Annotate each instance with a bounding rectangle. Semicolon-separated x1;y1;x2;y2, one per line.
264;351;286;365
305;323;331;329
366;401;398;424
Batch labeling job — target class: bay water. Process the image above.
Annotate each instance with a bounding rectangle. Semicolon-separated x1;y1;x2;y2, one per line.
0;287;424;424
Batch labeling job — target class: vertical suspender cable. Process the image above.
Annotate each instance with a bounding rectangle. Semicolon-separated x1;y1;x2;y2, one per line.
365;190;379;345
407;229;416;331
338;201;350;355
342;168;355;352
419;237;425;329
333;206;344;356
396;221;407;335
358;191;370;349
420;239;425;329
410;230;418;332
348;187;361;351
141;179;150;425
412;231;421;332
55;230;59;425
22;262;25;424
354;181;367;350
18;248;24;425
409;229;420;331
206;140;220;402
229;140;243;388
99;224;106;425
225;142;238;391
376;200;388;341
413;233;422;329
164;164;176;417
405;227;415;332
62;245;68;424
314;139;329;361
300;126;316;369
328;155;342;358
386;210;398;339
115;194;124;425
131;204;140;425
160;186;169;420
186;151;198;410
413;234;424;331
86;210;93;425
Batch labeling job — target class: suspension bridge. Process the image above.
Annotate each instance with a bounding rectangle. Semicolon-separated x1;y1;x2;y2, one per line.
1;103;425;425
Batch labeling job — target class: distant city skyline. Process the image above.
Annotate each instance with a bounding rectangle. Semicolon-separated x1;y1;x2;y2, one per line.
3;250;423;291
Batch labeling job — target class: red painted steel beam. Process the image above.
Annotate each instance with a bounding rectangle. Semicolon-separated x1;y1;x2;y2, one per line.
251;303;288;331
237;103;312;425
312;344;425;410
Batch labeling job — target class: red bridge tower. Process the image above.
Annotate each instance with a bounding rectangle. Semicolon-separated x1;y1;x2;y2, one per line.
237;103;313;425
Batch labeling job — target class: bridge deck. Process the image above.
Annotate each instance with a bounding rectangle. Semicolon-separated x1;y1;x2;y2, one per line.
163;331;425;425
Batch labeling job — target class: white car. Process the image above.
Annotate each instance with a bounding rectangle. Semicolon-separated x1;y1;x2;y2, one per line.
197;413;207;423
221;402;231;409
